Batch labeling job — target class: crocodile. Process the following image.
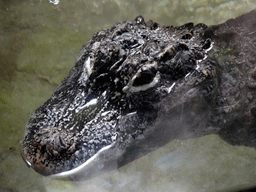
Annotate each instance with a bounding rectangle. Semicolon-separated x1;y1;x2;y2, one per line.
21;10;256;180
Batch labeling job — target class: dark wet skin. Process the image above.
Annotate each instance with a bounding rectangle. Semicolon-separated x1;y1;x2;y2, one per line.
21;10;256;179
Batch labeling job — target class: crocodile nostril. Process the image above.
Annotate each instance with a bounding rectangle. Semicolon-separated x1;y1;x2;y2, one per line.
40;145;47;154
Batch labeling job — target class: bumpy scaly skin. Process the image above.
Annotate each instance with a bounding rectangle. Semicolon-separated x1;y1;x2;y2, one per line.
21;11;256;177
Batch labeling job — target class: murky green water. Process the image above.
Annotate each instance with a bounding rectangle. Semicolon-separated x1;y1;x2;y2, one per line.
1;0;256;191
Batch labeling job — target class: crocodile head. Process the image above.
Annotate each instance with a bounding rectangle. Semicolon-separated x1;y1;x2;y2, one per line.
21;15;236;179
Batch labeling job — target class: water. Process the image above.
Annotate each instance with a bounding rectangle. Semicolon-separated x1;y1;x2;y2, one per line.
1;0;256;191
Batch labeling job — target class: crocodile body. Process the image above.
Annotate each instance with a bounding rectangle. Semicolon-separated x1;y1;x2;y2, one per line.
21;10;256;180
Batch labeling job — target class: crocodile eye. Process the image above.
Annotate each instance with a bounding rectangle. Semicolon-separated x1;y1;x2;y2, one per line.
202;38;212;50
122;64;160;94
132;68;157;86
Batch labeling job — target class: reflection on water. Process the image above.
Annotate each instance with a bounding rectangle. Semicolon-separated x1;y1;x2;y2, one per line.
0;0;256;191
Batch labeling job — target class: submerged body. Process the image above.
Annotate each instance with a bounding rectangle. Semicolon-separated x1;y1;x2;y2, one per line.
21;10;256;180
